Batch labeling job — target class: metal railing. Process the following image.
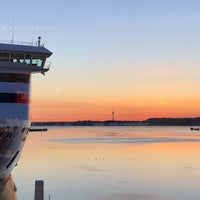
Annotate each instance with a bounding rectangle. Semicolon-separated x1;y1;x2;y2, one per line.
44;62;51;70
0;39;44;47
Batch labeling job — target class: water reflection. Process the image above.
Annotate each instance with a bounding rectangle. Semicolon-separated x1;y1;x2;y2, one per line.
14;126;200;200
90;193;171;200
0;175;17;200
0;124;28;200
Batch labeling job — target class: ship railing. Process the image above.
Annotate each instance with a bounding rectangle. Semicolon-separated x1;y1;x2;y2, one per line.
44;62;51;70
0;39;44;47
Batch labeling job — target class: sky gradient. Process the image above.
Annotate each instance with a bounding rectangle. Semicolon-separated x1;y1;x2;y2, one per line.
1;0;200;121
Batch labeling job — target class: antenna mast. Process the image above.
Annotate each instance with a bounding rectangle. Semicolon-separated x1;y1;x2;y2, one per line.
11;10;14;44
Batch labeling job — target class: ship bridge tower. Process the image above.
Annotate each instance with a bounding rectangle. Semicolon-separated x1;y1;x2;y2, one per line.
0;38;52;179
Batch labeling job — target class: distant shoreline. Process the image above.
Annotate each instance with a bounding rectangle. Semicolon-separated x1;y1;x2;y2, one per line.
31;117;200;126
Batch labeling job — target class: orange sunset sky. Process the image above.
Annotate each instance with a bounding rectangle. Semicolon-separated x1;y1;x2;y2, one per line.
1;1;200;121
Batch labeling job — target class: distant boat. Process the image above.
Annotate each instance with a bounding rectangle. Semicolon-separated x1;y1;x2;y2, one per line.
0;37;52;198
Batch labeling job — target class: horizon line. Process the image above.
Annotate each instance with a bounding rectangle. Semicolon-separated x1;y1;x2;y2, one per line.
31;116;200;123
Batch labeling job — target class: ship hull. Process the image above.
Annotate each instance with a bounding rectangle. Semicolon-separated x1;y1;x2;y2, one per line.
0;71;31;179
0;40;52;198
0;175;17;200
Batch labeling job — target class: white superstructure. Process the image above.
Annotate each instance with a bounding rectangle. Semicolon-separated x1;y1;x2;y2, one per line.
0;38;52;182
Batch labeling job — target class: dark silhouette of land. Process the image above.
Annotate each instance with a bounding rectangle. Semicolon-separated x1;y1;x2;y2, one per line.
31;117;200;126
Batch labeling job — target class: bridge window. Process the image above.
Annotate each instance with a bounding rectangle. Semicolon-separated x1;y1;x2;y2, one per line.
0;53;9;61
11;54;24;63
0;73;30;83
25;55;31;65
32;55;44;67
0;53;46;67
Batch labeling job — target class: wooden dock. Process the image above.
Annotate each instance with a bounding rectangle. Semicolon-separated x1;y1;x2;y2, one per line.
29;128;48;132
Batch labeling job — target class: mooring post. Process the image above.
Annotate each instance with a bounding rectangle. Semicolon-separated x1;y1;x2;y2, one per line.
34;180;44;200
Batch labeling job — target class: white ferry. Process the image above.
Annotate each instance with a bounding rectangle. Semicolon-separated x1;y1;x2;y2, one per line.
0;37;52;199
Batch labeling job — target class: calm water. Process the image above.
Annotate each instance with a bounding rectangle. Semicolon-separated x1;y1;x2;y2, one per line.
13;126;200;200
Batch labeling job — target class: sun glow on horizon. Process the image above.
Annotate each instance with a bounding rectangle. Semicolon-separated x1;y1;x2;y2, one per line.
16;0;200;122
30;97;200;122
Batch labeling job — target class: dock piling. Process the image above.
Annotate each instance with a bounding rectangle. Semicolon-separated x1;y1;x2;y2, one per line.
34;180;44;200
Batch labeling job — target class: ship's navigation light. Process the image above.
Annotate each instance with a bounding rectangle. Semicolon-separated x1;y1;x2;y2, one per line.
38;36;41;47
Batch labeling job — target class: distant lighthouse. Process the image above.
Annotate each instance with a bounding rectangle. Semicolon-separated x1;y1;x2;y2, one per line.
112;108;115;121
